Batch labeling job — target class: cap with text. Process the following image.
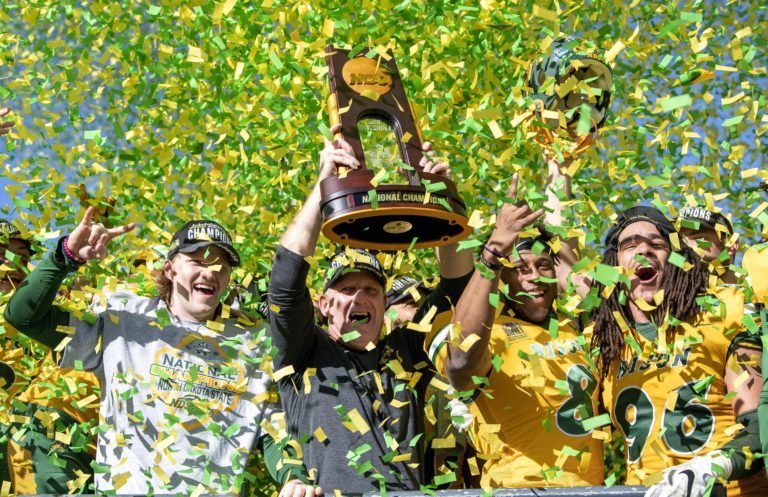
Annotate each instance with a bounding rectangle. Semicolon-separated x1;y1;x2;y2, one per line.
678;205;733;239
323;248;387;292
167;220;240;267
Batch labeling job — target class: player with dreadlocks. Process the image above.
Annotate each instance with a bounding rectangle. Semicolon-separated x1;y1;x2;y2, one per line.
590;206;766;497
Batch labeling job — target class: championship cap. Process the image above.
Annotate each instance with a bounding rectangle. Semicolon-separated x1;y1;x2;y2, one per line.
605;206;676;251
678;205;733;239
386;276;427;308
0;220;33;252
167;220;240;267
323;248;387;292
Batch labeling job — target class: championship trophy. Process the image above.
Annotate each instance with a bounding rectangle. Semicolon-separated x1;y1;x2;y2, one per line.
526;36;612;159
320;46;471;251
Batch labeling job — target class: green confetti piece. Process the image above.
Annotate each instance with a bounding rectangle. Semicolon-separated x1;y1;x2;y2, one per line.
582;413;612;431
268;50;283;70
488;291;499;308
625;335;643;356
661;94;692;112
667;251;687;268
722;115;744;127
491;353;503;372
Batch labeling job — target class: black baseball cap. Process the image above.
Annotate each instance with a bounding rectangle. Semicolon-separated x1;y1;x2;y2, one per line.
386;276;427;308
167;220;240;267
678;205;733;239
323;248;387;292
605;206;676;251
0;220;34;252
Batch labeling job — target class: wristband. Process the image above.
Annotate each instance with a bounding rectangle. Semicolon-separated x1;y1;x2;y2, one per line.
63;236;86;265
476;252;502;271
483;244;508;259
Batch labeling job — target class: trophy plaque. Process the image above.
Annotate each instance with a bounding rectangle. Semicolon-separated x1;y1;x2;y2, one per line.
320;46;471;251
526;36;612;159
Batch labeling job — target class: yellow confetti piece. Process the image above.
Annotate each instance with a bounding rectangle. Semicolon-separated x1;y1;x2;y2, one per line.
55;325;77;335
733;370;750;388
370;168;388;188
111;472;131;491
322;19;335;37
152;465;170;485
313;426;327;443
488;120;503;138
74;393;99;409
591;429;610;441
392;453;412;462
633;297;658;312
458;333;480;352
347;408;371;435
206;320;225;332
748;201;768;219
532;4;559;22
273;365;295;381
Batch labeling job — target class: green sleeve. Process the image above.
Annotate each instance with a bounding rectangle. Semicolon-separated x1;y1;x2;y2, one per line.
3;238;78;350
758;306;768;471
258;433;311;485
720;409;763;479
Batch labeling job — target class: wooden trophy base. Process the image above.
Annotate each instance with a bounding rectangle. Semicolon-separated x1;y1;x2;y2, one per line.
320;170;470;251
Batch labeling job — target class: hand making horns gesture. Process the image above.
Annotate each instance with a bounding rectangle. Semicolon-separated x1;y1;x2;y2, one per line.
66;206;136;261
486;173;546;256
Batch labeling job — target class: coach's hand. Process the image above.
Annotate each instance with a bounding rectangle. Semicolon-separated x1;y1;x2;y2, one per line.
319;124;359;181
644;453;730;497
66;206;136;261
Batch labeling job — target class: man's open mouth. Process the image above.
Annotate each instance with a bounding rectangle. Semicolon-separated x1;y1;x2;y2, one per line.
193;284;216;296
635;267;658;283
350;311;370;325
522;289;546;299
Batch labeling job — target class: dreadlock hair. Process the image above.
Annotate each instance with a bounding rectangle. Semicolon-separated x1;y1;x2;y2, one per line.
590;240;709;378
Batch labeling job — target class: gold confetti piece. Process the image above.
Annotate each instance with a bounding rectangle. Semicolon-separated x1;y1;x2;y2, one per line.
391;453;412;462
748;202;768;218
152;465;170;484
532;4;558;21
187;45;205;63
313;427;327;442
643;471;664;486
273;365;295;381
370;168;388;188
650;440;670;462
458;333;480;352
591;429;610;441
347;408;370;435
74;393;99;409
733;370;750;388
633;297;658;312
725;423;745;437
55;325;77;335
206;320;225;332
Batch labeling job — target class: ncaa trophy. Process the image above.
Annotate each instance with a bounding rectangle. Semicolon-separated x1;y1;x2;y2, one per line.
526;36;613;159
319;46;471;251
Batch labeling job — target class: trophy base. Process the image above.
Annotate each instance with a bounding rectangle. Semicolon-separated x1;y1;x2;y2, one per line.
320;172;471;251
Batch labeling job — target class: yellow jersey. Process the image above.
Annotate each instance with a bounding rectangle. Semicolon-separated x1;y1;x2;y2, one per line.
427;312;604;488
602;287;768;496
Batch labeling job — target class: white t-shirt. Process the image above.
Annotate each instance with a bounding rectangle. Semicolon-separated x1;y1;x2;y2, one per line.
61;291;276;494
